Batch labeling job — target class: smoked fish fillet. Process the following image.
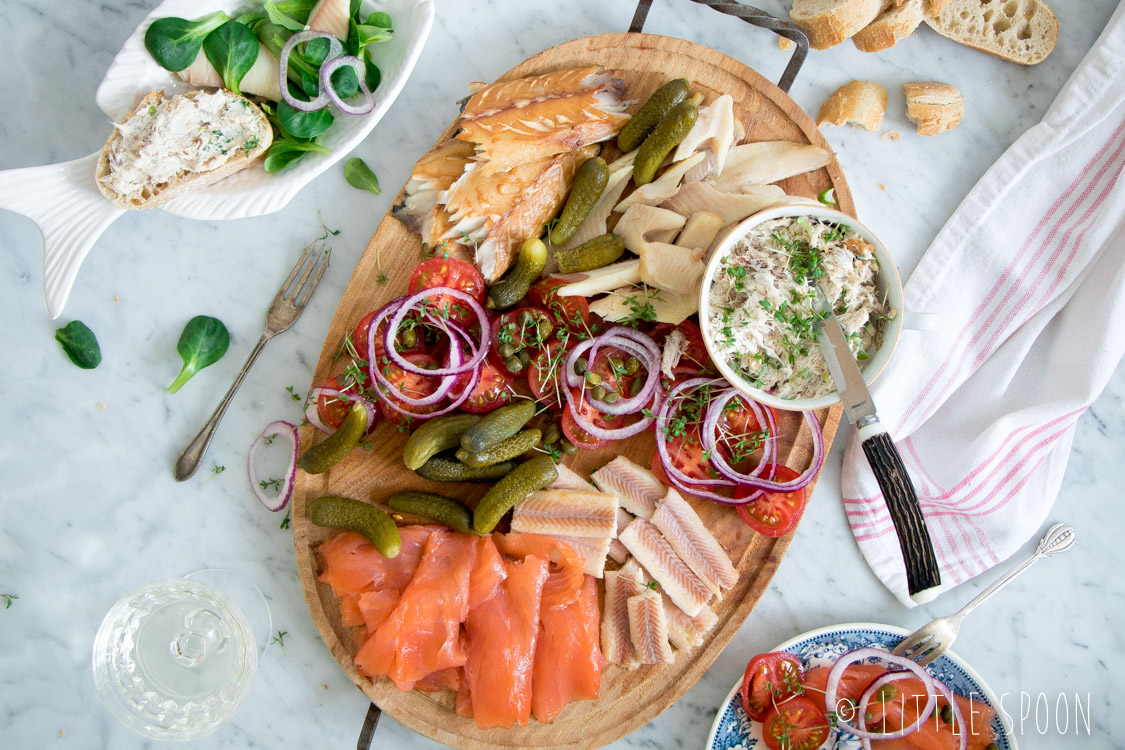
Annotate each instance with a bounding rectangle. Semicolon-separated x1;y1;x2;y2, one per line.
592;456;666;519
601;565;644;667
548;535;612;578
651;488;738;596
619;518;711;617
461;554;549;729
461;66;614;119
509;489;619;538
627;589;674;664
532;575;605;722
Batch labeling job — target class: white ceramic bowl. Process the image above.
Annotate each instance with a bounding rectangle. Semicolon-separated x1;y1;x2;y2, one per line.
698;205;905;412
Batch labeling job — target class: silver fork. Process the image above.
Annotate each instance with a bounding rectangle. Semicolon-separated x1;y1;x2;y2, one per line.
891;523;1076;666
173;241;331;481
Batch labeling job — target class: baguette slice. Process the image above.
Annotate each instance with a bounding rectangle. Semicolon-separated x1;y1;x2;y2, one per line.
904;81;965;135
96;89;273;210
924;0;1058;65
853;0;924;52
817;81;887;131
791;0;886;49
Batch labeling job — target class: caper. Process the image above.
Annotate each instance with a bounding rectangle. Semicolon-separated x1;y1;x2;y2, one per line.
498;342;516;358
591;385;606;401
518;310;535;327
560;440;577;455
400;328;417;349
505;356;524;374
875;684;897;702
543;423;561;445
536;319;554;340
940;704;954;723
518;350;531;368
422;360;439;371
604;392;620;404
624;356;641;375
629;378;644;397
584;371;602;386
864;712;874;723
608;356;624;373
574;357;588;375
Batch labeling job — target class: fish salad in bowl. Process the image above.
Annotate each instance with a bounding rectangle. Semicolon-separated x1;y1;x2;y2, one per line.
705;215;896;401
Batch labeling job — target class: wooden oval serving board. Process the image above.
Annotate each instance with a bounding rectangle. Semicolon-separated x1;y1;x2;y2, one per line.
294;33;848;750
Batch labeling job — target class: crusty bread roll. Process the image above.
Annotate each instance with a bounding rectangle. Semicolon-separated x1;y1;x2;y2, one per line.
924;0;1058;65
790;0;885;49
817;81;888;131
853;0;924;52
96;89;273;210
904;81;965;135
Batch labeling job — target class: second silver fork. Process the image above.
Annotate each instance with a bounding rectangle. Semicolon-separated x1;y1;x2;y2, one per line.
891;522;1076;666
173;241;331;481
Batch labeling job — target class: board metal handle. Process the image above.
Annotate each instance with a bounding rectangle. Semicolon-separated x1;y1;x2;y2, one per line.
628;0;809;92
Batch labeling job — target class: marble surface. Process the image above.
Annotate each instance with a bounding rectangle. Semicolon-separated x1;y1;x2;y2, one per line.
1;0;1121;748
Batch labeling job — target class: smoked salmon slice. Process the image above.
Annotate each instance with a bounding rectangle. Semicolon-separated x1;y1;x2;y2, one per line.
493;532;585;609
803;665;998;750
532;575;605;722
317;527;436;598
461;554;550;729
353;531;477;689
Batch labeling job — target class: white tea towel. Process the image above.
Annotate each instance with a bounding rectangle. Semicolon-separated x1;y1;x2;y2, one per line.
841;3;1125;606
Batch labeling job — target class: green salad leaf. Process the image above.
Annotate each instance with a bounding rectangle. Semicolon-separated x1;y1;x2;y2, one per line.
203;21;259;95
55;321;102;370
345;158;381;196
167;316;230;393
144;12;230;72
264;140;332;173
263;0;305;31
278;101;335;139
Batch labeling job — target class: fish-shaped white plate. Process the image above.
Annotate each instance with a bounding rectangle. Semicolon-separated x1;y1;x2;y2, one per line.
0;0;434;318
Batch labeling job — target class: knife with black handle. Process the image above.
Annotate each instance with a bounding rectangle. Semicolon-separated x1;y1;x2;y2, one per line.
815;289;942;602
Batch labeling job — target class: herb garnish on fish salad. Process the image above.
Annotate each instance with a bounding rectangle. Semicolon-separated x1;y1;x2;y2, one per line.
706;216;895;400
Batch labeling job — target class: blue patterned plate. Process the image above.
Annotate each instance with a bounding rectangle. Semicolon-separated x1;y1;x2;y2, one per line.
706;622;1017;750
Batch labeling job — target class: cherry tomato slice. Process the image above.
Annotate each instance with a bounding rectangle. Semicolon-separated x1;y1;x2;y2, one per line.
761;696;830;750
315;375;352;431
529;278;591;333
489;307;554;377
658;428;714;483
560;387;612;450
408;257;486;327
740;652;805;722
355;309;427;364
460;361;514;413
652;320;714;373
715;395;770;471
735;465;808;538
376;353;441;425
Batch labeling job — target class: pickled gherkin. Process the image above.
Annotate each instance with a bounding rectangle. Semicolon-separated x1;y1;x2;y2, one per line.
550;157;609;244
456;428;541;468
487;238;548;310
402;413;480;470
555;233;625;274
473;455;558;534
388;491;476;535
460;400;536;453
311;496;401;558
633;99;698;185
415;455;516;483
298;403;368;474
617;78;691;152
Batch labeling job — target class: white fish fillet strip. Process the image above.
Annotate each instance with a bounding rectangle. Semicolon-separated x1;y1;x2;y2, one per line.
651;488;739;596
550;534;611;578
602;566;644;667
608;508;633;563
619;518;711;617
509;490;618;538
628;589;674;664
592;456;665;519
550;463;598;492
622;556;718;652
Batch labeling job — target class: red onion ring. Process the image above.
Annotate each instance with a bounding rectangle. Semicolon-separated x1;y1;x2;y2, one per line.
320;54;376;116
711;407;825;494
564;386;660;441
386;288;490;377
248;421;298;512
376;359;482;421
278;31;341;112
304;388;378;435
927;678;969;750
824;648;937;742
700;388;775;484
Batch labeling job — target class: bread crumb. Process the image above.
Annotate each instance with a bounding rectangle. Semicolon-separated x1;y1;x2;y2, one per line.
96;402;107;411
904;82;964;136
59;730;66;736
113;295;120;302
882;131;901;141
817;81;887;131
323;684;329;690
778;37;795;51
878;182;887;191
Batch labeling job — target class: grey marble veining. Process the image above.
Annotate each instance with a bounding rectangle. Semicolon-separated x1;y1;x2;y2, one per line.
1;0;1123;748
